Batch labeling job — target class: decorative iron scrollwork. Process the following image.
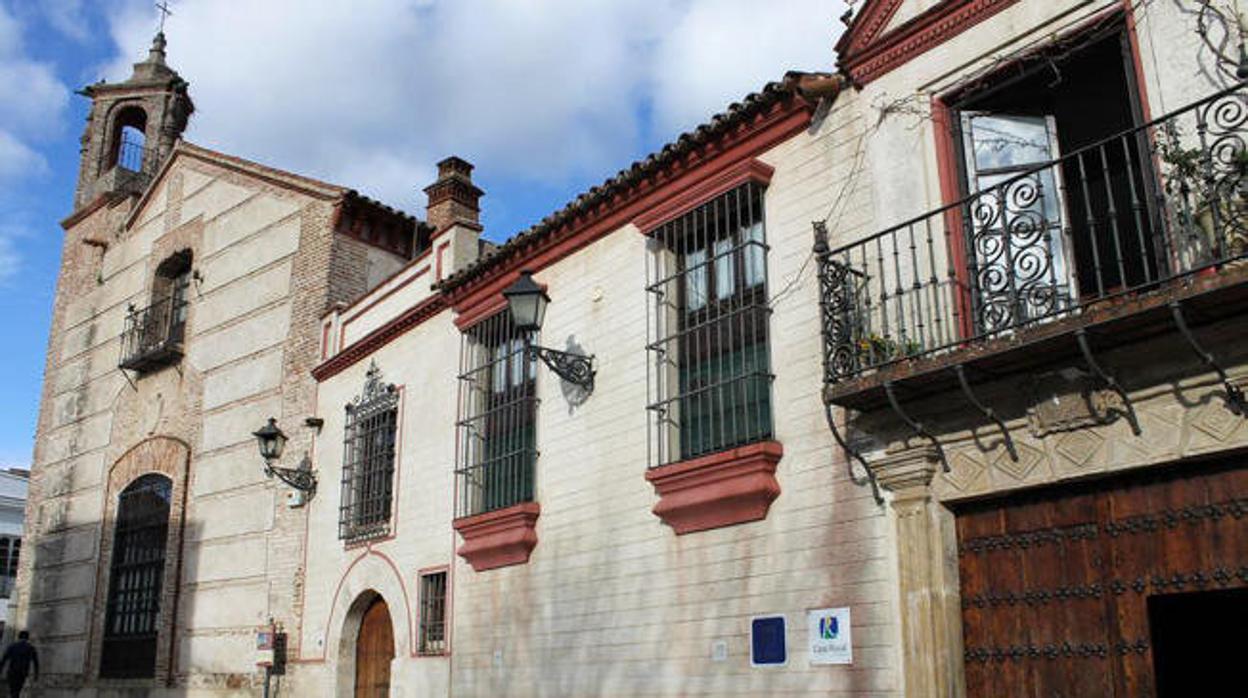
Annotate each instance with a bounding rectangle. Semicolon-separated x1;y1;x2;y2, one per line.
266;454;317;494
529;345;595;391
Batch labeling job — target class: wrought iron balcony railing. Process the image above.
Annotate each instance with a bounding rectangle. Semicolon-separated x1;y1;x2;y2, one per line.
119;295;187;372
818;83;1248;397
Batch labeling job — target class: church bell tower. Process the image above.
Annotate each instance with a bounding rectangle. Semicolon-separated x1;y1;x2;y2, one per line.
73;32;194;210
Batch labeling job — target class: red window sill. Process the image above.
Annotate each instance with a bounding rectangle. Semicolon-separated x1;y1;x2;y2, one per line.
645;441;783;535
452;502;540;572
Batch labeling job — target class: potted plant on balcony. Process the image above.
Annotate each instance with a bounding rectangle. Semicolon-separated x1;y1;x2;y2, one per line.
855;332;923;366
1158;121;1248;269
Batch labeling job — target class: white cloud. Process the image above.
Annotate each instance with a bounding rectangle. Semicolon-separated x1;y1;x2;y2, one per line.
40;0;90;41
98;1;845;212
650;0;840;134
0;2;70;186
0;129;47;179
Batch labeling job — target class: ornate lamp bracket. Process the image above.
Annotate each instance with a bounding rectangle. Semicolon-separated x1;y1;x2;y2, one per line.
265;454;317;494
528;343;595;392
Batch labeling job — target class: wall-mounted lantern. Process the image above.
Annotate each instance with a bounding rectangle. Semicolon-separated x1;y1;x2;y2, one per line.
253;417;317;494
502;270;595;392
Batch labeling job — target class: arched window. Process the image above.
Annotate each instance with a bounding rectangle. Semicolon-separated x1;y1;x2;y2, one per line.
120;251;192;372
109;106;148;172
153;250;192;342
100;473;172;679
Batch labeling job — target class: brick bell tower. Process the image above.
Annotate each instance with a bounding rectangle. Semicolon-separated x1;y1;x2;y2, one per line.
73;32;194;210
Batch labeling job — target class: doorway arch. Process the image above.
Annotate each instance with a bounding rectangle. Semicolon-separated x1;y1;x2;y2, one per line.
338;591;395;698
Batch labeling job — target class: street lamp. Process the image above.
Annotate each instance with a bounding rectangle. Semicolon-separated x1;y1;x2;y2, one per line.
502;270;595;392
253;417;316;494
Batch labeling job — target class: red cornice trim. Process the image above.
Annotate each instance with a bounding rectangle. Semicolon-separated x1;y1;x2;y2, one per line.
312;293;448;381
842;0;1023;86
447;100;812;322
645;441;783;535
631;158;775;234
836;0;906;56
452;293;507;330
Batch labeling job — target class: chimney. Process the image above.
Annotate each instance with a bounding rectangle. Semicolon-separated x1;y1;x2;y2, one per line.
424;156;483;235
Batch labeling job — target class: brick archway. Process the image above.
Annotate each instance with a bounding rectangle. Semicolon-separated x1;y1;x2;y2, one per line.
87;436;191;685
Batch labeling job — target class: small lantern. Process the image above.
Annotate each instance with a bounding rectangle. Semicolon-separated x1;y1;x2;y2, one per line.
498;270;595;392
253;417;287;464
502;270;550;333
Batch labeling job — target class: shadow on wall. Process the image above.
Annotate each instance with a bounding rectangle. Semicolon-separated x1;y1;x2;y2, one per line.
463;445;888;697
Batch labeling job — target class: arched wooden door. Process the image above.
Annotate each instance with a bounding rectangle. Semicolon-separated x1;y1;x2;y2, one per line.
355;597;395;698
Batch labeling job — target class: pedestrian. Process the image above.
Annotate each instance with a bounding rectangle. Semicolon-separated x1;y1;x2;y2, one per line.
0;630;38;698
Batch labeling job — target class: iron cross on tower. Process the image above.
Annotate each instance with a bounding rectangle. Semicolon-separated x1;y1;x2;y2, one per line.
155;1;173;33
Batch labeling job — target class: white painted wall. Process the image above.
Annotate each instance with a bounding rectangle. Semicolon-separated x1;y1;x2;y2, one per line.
304;92;893;697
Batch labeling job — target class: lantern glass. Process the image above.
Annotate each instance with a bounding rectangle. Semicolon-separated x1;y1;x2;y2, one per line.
502;271;550;333
253;418;287;461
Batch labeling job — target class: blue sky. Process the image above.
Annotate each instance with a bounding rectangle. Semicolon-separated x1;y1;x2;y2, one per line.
0;0;844;469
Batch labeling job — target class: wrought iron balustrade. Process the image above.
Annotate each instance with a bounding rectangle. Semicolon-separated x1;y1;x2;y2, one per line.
118;295;187;371
818;82;1248;389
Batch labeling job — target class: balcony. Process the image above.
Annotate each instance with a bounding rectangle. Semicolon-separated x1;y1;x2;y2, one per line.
817;83;1248;412
119;296;186;372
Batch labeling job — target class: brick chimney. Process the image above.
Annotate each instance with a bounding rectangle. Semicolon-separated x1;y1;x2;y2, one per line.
424;156;483;235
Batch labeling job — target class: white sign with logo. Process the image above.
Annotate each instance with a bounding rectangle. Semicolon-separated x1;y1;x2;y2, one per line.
807;607;852;665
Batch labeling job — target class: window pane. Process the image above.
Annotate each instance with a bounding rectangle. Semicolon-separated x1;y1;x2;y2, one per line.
969;114;1051;170
714;238;734;300
744;220;765;287
685;249;707;311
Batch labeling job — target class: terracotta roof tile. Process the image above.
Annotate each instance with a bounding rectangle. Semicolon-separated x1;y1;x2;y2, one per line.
436;71;830;292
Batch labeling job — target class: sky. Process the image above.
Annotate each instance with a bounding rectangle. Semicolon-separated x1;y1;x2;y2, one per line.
0;0;847;470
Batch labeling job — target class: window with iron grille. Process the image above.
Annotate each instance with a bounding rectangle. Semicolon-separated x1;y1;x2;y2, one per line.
418;570;448;654
339;362;399;543
0;537;18;599
100;473;172;679
455;312;537;518
646;181;774;468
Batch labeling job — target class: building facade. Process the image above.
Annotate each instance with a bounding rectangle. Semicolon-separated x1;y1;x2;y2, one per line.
15;34;432;696
0;469;29;639
15;1;1248;697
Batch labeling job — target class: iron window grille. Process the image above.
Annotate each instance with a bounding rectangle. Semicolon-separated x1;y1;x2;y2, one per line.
0;537;18;599
646;181;775;468
455;312;538;519
418;571;448;655
100;473;172;679
339;362;399;543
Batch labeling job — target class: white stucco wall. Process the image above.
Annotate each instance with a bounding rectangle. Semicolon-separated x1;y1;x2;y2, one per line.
302;90;893;697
